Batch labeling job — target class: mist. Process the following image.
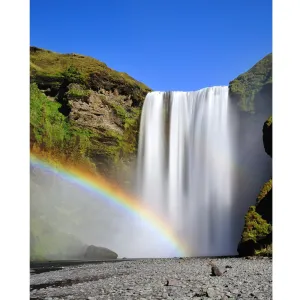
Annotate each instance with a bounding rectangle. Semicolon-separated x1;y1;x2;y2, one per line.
30;164;183;259
30;85;272;259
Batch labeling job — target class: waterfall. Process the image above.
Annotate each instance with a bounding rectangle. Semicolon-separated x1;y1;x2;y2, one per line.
137;86;237;256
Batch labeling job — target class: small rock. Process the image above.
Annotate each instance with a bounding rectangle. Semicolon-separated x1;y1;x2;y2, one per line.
209;262;223;276
193;292;205;297
164;279;180;286
207;288;216;298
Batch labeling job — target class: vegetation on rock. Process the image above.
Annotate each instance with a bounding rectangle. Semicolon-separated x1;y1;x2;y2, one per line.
237;114;273;257
30;83;95;170
229;53;272;113
30;46;151;260
255;244;272;257
237;179;272;257
231;53;273;257
241;206;272;243
256;179;272;204
30;46;151;106
30;46;149;181
266;116;272;127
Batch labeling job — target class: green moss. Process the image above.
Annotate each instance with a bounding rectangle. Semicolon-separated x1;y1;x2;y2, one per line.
241;206;272;243
66;85;91;100
111;102;128;122
61;65;85;85
229;53;272;113
30;46;151;104
266;115;272;127
256;179;272;203
30;46;148;177
30;83;94;167
95;105;140;165
255;244;272;256
239;177;273;255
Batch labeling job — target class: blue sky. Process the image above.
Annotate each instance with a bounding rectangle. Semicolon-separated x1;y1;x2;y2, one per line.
30;0;272;91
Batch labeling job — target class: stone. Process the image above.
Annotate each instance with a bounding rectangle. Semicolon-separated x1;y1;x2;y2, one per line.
206;288;216;298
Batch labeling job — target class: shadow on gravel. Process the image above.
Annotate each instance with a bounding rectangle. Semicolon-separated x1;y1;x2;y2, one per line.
30;271;132;291
31;267;63;274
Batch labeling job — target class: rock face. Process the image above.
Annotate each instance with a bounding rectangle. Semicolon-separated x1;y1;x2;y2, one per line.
229;54;273;253
237;116;272;256
30;47;150;261
229;53;272;114
84;245;118;260
263;116;272;157
30;46;151;185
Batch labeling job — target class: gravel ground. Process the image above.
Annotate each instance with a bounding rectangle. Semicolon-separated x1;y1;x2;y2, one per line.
30;257;272;300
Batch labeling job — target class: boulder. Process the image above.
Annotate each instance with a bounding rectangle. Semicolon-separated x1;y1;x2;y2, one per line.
84;245;118;260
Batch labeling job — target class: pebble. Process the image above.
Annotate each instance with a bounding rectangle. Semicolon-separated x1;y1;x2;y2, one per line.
30;257;272;300
207;287;216;298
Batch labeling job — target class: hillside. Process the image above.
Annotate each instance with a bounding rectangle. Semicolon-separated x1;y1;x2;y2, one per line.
30;47;151;260
237;117;272;256
230;53;273;256
30;46;151;106
229;53;272;114
30;46;151;183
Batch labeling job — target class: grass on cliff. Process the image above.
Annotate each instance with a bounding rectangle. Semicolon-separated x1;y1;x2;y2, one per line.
255;244;272;257
66;83;91;100
30;46;151;104
266;115;272;127
241;206;272;243
30;83;95;170
93;102;141;168
256;179;272;203
229;53;272;113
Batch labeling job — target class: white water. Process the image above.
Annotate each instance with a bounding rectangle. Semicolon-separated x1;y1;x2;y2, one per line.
137;86;236;256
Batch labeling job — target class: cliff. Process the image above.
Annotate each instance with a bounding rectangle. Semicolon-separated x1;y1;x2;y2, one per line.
228;53;272;255
229;53;272;114
30;46;151;184
263;116;272;157
237;115;272;256
30;46;273;259
30;46;151;260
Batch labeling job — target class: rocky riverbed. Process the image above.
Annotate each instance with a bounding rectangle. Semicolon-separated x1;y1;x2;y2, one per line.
30;257;272;300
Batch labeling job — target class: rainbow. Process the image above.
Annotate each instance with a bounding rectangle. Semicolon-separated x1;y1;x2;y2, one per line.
30;153;190;257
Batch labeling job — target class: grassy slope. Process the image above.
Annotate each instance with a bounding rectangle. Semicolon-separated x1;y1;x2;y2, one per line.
30;46;150;180
30;83;95;169
30;46;151;106
229;53;272;113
